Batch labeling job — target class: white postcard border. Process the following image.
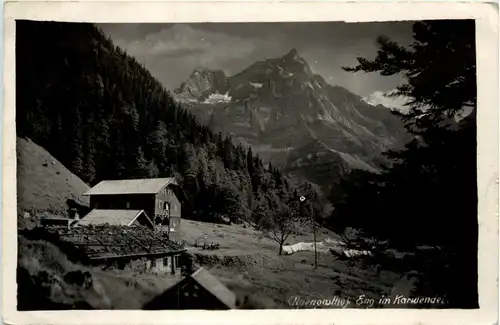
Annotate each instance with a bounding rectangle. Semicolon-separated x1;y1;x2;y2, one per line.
2;2;498;325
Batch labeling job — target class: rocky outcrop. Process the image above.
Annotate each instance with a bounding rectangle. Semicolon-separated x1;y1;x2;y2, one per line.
174;69;229;102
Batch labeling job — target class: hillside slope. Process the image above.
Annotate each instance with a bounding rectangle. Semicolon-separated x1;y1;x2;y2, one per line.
17;137;90;216
174;49;409;192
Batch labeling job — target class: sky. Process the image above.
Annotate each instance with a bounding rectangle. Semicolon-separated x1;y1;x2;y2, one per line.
98;22;415;106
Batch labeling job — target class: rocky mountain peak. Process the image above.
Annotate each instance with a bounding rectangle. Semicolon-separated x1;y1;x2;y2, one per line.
176;50;408;193
191;68;225;78
174;69;228;99
277;48;313;79
282;48;300;61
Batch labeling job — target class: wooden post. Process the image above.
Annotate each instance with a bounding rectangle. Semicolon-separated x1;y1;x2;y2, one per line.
300;195;318;270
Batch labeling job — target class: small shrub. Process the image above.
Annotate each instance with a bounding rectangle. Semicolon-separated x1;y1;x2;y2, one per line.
63;270;92;288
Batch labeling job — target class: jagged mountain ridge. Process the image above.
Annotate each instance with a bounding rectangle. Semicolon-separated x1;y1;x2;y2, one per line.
174;49;408;192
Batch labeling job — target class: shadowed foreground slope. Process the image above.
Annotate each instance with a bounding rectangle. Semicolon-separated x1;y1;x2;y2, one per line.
17;234;182;310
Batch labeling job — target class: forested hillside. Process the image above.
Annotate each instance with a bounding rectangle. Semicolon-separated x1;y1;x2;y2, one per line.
16;20;321;224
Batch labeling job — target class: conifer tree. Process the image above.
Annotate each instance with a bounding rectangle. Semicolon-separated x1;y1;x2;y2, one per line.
339;19;477;308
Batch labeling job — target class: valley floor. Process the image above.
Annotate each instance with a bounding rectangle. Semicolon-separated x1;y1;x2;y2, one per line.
180;220;402;308
17;219;404;310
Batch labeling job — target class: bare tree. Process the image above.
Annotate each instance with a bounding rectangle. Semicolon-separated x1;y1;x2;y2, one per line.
258;202;304;255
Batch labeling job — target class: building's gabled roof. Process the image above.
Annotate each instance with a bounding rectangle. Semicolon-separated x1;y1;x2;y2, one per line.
30;224;185;261
76;209;154;229
190;267;236;309
84;178;177;196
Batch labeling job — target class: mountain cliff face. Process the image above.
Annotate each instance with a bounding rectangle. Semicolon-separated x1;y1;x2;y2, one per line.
174;69;229;101
174;49;408;192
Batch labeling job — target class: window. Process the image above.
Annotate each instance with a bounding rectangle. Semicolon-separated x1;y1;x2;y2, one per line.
163;202;170;210
151;259;156;268
163;258;169;266
126;201;130;209
158;201;162;209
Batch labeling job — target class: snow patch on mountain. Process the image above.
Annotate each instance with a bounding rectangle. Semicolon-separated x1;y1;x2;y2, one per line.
204;92;232;104
362;90;410;112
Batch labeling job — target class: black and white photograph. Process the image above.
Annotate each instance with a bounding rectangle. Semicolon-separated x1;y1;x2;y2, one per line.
4;2;498;321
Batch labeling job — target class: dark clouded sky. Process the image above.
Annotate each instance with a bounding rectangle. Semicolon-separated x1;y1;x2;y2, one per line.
98;22;415;105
